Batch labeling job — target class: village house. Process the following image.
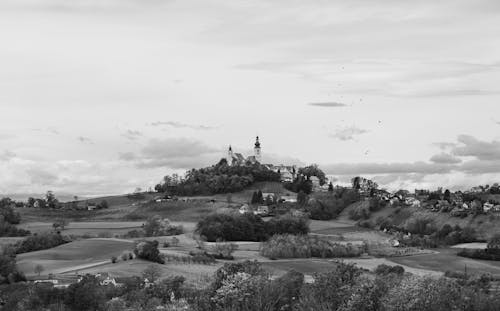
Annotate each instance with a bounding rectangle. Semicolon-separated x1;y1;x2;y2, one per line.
239;204;251;214
484;202;495;213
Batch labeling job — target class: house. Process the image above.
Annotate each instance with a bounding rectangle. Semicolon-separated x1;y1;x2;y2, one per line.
493;205;500;212
254;206;269;216
484;202;495;213
280;195;297;203
239;204;251;214
405;197;421;207
87;203;97;211
450;193;464;206
95;273;119;286
390;197;400;206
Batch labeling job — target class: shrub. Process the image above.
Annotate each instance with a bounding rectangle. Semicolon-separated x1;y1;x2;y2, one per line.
111;256;117;263
261;234;364;259
374;264;405;275
0;221;30;237
144;215;183;237
211;242;239;260
349;205;370;221
134;240;165;264
266;215;309;236
170;237;180;247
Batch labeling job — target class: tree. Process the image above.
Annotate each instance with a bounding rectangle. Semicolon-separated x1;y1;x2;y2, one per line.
98;200;109;209
297;190;308;206
142;264;162;283
444;189;451;202
45;191;58;208
34;264;44;276
65;274;106;311
328;182;334;192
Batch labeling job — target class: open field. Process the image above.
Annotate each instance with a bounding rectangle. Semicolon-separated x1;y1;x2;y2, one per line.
68;259;220;286
18;221;144;235
17;238;135;278
389;248;500;277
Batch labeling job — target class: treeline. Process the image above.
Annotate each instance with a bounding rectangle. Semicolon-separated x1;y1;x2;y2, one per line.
155;159;280;195
14;233;70;254
195;213;309;242
261;234;365;259
2;260;500;310
0;199;30;237
380;215;478;248
458;234;500;261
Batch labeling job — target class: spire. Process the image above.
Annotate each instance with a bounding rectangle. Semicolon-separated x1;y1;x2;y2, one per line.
254;136;261;148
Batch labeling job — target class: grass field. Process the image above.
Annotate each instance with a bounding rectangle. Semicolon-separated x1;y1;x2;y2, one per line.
70;259;220;286
18;221;144;235
17;238;135;277
389;248;500;277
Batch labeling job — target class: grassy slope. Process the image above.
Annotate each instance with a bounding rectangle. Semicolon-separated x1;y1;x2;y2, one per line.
16;238;135;277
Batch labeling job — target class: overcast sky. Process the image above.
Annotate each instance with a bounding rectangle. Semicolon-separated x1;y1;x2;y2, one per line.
1;0;500;198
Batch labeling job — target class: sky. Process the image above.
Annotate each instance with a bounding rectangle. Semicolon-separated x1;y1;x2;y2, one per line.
1;0;500;198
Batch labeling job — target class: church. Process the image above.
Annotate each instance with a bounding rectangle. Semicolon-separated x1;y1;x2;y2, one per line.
226;136;262;166
226;137;297;182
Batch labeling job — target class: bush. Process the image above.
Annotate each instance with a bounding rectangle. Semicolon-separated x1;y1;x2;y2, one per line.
374;264;405;275
348;205;370;221
144;215;183;237
111;256;117;263
261;234;365;259
266;215;309;236
211;242;238;260
134;240;165;264
0;221;30;237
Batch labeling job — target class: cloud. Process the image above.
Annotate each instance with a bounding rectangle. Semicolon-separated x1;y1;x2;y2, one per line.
0;150;16;161
121;129;143;140
77;136;93;144
308;102;346;108
27;168;58;185
118;152;137;161
432;142;457;150
150;121;216;130
121;137;222;169
329;126;368;141
451;135;500;161
430;153;462;164
322;161;455;176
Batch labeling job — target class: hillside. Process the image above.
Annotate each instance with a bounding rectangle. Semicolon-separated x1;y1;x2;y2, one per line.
351;203;500;240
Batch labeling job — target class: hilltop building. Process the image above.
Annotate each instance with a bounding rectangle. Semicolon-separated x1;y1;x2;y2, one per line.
225;137;297;182
226;136;262;165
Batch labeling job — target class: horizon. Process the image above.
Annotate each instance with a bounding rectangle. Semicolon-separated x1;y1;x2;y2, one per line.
2;0;500;197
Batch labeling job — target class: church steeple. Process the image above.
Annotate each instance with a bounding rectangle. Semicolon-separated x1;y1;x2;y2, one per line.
254;136;261;163
227;145;234;165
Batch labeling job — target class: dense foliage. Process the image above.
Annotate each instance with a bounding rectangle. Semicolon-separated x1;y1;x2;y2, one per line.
0;247;26;285
380;215;478;248
14;233;70;254
2;260;500;310
155;159;280;195
134;240;165;264
143;215;183;237
195;213;309;242
306;189;360;220
0;199;29;237
261;234;365;259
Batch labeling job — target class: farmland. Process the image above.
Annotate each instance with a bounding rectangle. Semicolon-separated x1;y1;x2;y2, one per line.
9;191;500;289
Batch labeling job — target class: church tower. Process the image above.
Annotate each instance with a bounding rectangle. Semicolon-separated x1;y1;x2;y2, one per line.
254;136;262;163
227;145;234;165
